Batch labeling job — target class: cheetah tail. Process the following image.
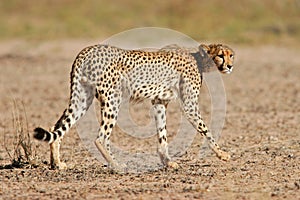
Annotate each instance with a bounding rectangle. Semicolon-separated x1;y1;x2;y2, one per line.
33;127;57;143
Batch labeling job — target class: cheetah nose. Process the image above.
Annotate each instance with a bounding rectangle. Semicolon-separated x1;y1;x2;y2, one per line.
227;65;233;69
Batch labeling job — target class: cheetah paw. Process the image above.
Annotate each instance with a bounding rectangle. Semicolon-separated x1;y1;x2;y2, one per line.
217;150;231;161
167;161;179;169
51;162;67;170
109;162;127;173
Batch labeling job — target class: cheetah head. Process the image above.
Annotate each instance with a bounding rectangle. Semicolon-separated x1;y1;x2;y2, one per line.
200;44;235;74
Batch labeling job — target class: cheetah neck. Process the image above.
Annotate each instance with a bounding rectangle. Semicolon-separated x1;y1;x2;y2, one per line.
190;47;215;74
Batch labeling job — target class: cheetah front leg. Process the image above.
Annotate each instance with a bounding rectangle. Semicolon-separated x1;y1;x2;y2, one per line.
152;99;179;169
179;80;230;161
186;112;230;161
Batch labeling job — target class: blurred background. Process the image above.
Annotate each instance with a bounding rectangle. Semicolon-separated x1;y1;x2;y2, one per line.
0;0;299;45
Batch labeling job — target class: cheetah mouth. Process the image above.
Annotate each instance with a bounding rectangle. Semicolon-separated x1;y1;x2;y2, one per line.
219;65;233;74
222;69;232;74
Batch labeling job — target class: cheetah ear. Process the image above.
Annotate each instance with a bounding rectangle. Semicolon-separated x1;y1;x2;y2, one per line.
200;44;210;54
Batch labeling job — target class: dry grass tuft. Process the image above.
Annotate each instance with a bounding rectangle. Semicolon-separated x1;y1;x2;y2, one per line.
2;100;39;169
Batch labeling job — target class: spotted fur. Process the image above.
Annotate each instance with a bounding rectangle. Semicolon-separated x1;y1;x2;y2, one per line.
34;44;235;170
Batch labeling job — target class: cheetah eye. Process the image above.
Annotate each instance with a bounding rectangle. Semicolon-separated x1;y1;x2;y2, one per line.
230;54;234;58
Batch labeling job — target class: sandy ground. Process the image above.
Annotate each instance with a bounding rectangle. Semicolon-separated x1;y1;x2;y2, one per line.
0;40;300;199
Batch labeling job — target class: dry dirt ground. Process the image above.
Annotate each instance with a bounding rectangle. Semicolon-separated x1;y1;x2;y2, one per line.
0;40;299;199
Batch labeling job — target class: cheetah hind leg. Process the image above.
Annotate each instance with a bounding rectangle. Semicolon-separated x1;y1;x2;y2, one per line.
33;80;95;170
50;137;67;169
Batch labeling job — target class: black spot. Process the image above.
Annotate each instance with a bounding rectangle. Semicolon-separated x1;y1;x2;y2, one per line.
104;125;108;130
162;135;167;141
54;121;62;130
62;125;66;131
109;124;114;129
66;118;71;123
159;137;162;144
57;130;62;136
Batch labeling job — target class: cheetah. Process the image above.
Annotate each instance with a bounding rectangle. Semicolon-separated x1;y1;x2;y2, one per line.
34;43;235;170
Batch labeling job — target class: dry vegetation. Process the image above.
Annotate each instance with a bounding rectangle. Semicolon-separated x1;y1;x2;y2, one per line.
2;101;38;169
